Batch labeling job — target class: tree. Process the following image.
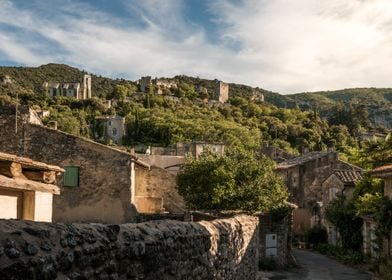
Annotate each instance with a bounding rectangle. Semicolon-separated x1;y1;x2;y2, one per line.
176;148;288;212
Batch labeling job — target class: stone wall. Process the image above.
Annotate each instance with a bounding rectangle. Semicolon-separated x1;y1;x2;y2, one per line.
0;215;259;280
135;166;185;214
259;214;292;268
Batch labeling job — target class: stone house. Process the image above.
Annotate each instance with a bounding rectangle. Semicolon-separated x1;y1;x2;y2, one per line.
148;142;225;158
0;108;188;223
276;151;360;234
139;76;152;92
359;131;387;142
363;164;392;258
213;79;229;103
94;115;126;145
135;141;225;174
261;144;295;163
321;169;363;245
0;151;64;222
43;74;92;100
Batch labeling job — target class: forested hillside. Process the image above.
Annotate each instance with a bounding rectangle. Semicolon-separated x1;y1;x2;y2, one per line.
291;88;392;129
0;63;390;168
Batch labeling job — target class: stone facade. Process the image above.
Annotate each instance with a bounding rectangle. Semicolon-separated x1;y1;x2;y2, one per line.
276;152;361;234
146;142;225;159
139;76;152;92
95;115;126;145
259;213;293;268
43;74;92;100
321;170;363;245
0;215;259;280
213;80;229;103
261;145;295;163
135;166;185;214
0;106;150;224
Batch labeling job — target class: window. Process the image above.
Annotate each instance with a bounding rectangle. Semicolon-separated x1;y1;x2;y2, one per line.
112;128;117;136
329;187;338;201
64;166;79;187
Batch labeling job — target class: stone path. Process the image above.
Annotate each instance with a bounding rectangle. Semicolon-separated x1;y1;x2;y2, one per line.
259;249;372;280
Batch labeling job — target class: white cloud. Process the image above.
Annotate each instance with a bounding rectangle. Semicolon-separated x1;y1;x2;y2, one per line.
1;0;392;93
211;0;392;93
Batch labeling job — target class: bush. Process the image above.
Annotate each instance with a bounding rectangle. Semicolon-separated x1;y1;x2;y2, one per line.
304;227;328;247
315;244;365;265
378;258;392;280
259;257;277;271
176;148;288;212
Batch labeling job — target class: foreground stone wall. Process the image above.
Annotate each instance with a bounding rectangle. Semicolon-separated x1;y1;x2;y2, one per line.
0;215;259;280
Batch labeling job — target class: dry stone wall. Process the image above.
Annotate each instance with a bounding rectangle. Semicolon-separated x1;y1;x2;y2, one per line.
0;215;259;280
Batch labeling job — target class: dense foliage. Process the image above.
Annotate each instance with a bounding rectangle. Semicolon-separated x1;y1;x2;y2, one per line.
304;226;328;247
325;198;363;250
1;63;390;157
176;149;288;212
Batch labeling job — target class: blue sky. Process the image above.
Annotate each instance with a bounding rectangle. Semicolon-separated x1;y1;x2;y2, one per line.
1;0;392;94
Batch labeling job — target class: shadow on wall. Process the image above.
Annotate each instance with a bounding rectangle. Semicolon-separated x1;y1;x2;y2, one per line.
0;215;259;279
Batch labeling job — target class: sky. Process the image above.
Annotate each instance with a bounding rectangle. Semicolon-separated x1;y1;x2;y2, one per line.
1;0;392;94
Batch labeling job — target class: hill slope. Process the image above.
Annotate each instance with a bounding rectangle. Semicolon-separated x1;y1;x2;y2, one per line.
0;63;391;130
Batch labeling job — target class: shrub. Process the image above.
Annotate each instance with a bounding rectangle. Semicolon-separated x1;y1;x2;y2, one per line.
259;257;277;271
304;227;328;247
378;258;392;280
315;244;365;265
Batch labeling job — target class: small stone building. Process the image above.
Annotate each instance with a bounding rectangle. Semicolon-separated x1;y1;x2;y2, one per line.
139;76;152;92
43;74;92;100
147;142;225;158
0;151;63;222
95;115;126;145
213;80;229;103
321;169;363;245
261;144;295;163
276;151;361;234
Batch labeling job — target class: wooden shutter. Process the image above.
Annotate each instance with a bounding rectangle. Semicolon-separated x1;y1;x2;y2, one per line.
64;166;79;187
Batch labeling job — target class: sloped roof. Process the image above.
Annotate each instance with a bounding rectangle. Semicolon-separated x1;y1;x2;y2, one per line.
0;151;64;173
372;165;392;178
277;151;334;170
333;170;363;184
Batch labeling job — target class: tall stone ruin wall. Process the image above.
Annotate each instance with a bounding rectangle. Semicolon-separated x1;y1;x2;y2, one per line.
0;215;259;280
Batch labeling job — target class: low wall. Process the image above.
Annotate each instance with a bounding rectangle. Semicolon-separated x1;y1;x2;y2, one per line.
0;215;259;280
259;214;292;267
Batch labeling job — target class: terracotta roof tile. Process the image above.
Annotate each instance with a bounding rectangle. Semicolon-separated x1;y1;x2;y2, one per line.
373;165;392;172
333;170;363;184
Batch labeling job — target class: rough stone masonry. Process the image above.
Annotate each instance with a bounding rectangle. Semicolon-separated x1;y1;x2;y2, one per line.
0;215;259;280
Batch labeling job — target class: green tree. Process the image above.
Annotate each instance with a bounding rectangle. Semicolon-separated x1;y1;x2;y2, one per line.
176;148;288;212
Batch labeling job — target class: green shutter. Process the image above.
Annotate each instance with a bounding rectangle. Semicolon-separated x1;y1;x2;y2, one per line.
64;166;79;187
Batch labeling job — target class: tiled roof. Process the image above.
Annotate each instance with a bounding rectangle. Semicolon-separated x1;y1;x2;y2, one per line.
276;151;334;170
373;165;392;173
333;170;363;184
372;165;392;178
